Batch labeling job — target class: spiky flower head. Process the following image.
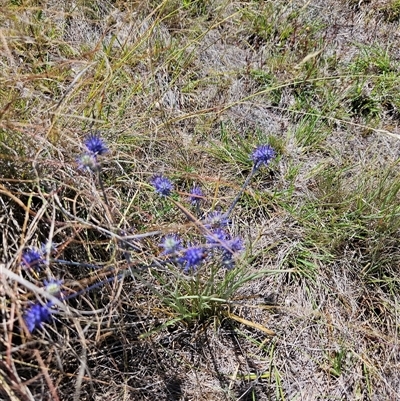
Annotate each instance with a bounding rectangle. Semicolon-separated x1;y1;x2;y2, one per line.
160;234;182;255
204;211;229;229
44;279;63;297
24;302;52;333
77;153;99;172
21;248;44;271
180;246;206;272
226;237;244;253
151;175;174;197
251;144;275;168
84;133;108;156
205;228;229;245
188;185;204;205
222;237;244;269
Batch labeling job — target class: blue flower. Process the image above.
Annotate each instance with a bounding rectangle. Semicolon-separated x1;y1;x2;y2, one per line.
222;237;244;269
226;237;244;253
205;228;229;245
250;144;275;168
24;303;52;333
188;185;203;205
151;175;174;197
77;153;99;172
84;133;108;155
21;248;44;270
160;234;182;255
203;211;229;228
44;279;63;296
180;246;206;272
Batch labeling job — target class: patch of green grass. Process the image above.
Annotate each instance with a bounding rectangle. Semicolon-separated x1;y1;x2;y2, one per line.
323;346;348;378
137;243;284;333
380;0;400;22
291;160;400;286
181;0;209;16
349;45;394;75
343;45;400;121
241;2;296;48
249;69;283;105
208;123;284;168
283;241;333;282
294;114;331;150
208;122;257;166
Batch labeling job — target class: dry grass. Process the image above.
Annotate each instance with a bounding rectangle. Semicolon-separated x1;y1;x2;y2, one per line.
1;0;400;400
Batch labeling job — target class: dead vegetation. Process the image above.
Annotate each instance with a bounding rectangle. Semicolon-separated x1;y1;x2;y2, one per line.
1;0;400;400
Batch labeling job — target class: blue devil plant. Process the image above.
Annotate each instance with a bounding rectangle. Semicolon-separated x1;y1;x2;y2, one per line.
21;133;277;333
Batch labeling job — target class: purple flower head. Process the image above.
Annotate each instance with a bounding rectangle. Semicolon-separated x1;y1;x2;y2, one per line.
44;279;63;296
151;175;174;197
84;133;108;156
180;246;206;272
160;234;182;255
77;153;99;172
205;228;229;245
203;211;229;229
21;248;44;271
222;255;235;269
188;185;204;205
222;237;244;269
226;237;244;253
24;302;52;333
251;144;275;168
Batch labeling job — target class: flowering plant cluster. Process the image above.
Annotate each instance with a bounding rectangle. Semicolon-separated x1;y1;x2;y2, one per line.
77;132;109;171
20;134;276;333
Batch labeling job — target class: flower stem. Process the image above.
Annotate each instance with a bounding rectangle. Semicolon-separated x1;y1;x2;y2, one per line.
226;165;258;217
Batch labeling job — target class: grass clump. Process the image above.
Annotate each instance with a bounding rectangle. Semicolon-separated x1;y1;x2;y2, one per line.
380;0;400;22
